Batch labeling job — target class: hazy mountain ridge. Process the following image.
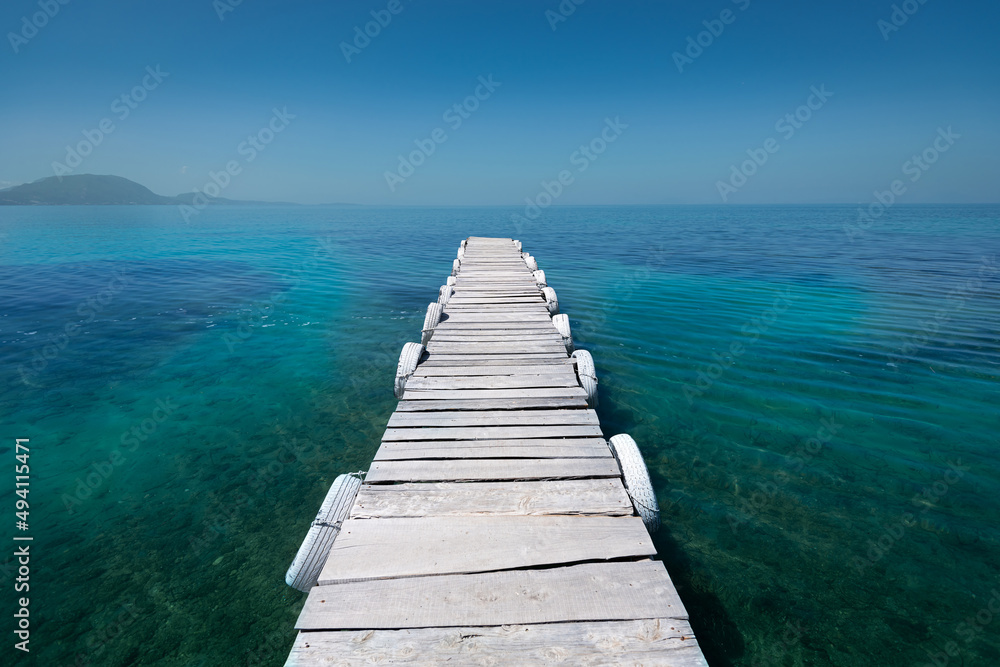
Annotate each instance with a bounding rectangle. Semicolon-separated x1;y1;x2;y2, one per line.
0;174;296;206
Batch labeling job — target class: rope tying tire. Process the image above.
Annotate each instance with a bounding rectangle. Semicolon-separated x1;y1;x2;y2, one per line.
608;435;660;533
438;284;453;306
572;349;598;407
533;270;547;287
542;286;559;316
421;302;442;346
394;342;424;398
452;259;461;276
285;472;364;592
552;313;573;353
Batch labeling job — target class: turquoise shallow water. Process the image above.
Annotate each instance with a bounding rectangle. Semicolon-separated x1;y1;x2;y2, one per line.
1;205;998;666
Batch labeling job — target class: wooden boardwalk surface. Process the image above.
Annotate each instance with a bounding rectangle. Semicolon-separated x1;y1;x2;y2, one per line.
286;237;707;666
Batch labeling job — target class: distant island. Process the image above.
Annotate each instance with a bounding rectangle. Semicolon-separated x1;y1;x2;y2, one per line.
0;174;298;206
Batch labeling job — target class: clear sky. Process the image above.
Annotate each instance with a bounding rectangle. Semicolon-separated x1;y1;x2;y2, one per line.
1;0;997;204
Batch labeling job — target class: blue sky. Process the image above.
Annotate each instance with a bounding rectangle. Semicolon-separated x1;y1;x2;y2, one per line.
1;0;997;204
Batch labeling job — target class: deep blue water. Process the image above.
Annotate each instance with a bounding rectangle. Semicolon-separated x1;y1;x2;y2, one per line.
1;205;998;666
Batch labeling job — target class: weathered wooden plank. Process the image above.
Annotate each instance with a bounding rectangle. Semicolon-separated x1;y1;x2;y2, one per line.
427;334;564;343
296;561;686;630
285;619;706;667
394;396;588;411
441;314;553;322
373;438;611;460
426;344;568;355
450;287;539;292
365;457;619;482
402;388;585;400
420;359;569;369
448;295;541;300
382;424;603;441
427;340;565;348
318;516;655;585
445;304;543;309
414;364;573;376
350;479;631;518
434;325;558;333
416;358;570;368
402;375;579;390
387;409;598;427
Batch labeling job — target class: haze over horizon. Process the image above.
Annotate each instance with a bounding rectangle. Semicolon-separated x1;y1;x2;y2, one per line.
2;0;998;206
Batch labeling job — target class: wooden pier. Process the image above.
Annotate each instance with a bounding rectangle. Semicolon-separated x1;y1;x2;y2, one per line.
284;237;707;665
